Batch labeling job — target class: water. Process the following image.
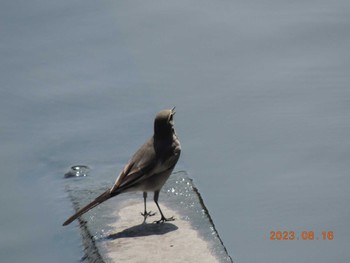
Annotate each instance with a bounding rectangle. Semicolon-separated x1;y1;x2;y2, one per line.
1;1;350;262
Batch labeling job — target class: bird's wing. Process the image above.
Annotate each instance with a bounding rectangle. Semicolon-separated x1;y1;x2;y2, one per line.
110;137;181;194
109;138;157;193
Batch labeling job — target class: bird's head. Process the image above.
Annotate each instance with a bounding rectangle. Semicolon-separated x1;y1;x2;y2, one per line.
154;107;176;139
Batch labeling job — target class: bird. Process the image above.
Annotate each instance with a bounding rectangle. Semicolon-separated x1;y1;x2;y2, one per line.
63;107;181;226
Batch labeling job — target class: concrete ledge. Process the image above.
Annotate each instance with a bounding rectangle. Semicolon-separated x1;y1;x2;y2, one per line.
65;171;233;263
101;201;218;262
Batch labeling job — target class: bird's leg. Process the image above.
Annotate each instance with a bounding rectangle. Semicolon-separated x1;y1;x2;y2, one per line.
141;192;155;222
153;191;175;224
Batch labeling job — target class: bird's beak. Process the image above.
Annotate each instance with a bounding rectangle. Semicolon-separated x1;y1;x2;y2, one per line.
171;106;176;115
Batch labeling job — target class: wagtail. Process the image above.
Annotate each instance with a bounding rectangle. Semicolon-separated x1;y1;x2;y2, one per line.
63;108;181;226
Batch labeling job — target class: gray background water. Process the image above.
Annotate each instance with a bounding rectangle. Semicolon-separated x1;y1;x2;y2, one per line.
1;1;349;262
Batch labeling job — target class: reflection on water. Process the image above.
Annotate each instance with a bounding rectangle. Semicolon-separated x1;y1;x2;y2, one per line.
1;0;350;262
65;165;90;178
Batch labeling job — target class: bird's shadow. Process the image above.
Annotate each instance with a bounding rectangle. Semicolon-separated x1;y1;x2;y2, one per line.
98;222;178;242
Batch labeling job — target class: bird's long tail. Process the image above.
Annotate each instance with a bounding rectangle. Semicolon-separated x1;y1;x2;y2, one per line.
62;189;115;226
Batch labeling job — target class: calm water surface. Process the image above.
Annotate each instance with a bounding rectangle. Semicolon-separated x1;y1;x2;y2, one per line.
1;1;350;262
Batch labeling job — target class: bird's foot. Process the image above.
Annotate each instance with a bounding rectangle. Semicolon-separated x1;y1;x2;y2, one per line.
154;216;175;224
141;211;156;221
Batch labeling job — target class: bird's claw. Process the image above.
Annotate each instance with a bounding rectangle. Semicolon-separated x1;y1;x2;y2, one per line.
141;211;156;220
154;216;175;224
